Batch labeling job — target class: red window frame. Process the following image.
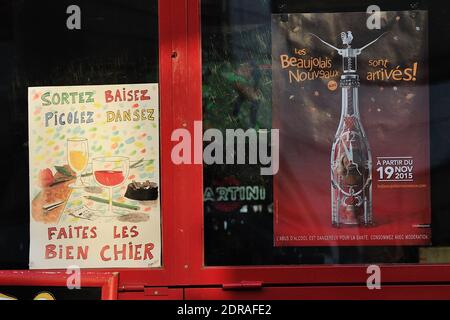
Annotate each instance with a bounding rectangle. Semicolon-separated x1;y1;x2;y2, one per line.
11;0;450;295
185;285;450;300
0;270;118;300
170;0;450;289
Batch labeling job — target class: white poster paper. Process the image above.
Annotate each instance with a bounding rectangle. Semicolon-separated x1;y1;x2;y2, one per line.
28;83;161;269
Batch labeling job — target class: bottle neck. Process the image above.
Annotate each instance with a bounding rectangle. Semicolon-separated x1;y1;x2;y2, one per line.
340;74;360;118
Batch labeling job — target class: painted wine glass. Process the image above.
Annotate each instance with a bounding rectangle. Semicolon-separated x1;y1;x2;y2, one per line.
92;156;130;215
67;138;89;188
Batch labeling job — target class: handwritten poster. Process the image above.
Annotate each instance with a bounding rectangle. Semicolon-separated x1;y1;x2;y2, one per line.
28;84;161;269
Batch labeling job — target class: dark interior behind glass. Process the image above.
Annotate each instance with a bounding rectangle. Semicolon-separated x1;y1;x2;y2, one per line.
202;0;450;266
0;0;158;269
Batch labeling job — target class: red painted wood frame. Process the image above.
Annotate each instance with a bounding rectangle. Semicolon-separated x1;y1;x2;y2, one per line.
185;285;450;300
8;0;179;290
171;0;450;289
0;271;119;300
11;0;450;295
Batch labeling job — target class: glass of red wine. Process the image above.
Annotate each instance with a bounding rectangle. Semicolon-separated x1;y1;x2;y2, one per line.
92;156;130;215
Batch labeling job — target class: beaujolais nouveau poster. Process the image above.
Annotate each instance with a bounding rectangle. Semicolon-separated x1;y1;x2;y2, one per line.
273;11;431;247
28;83;161;268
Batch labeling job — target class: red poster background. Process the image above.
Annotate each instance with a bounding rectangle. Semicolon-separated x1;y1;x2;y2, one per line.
273;11;431;247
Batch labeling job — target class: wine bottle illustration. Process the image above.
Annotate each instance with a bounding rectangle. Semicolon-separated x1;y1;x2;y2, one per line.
311;31;386;227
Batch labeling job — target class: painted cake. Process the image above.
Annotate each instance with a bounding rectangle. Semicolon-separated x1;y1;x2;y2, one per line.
125;180;158;201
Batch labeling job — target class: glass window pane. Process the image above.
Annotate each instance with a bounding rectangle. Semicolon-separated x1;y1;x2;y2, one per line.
0;0;159;269
202;0;450;266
